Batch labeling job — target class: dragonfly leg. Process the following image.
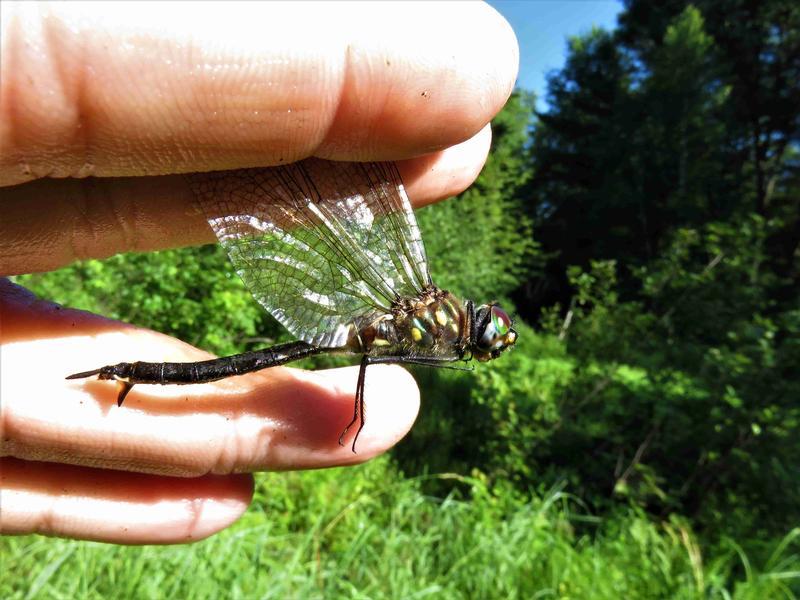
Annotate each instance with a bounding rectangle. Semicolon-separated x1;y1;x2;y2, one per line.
116;381;135;406
338;355;369;453
337;353;470;451
352;363;368;454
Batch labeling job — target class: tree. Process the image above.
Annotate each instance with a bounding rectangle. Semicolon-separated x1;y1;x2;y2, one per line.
521;1;800;535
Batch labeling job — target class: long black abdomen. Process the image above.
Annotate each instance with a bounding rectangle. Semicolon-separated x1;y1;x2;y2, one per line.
67;341;327;385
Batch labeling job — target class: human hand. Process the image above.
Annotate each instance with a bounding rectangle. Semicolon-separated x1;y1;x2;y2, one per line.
0;1;518;543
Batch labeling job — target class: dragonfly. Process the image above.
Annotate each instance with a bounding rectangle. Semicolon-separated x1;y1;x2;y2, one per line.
67;159;518;451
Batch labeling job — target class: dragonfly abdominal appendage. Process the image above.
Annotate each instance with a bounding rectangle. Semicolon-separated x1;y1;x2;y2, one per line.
66;159;518;453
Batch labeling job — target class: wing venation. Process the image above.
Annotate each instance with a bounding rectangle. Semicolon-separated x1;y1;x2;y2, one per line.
189;159;431;347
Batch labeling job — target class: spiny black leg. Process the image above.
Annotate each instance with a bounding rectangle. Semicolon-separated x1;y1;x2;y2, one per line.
339;355;368;450
338;398;359;447
116;381;135;406
351;368;367;454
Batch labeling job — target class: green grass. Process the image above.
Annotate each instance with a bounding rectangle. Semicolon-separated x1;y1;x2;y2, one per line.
3;458;798;599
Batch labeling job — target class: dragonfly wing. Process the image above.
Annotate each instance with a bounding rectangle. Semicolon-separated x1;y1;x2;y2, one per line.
189;159;431;347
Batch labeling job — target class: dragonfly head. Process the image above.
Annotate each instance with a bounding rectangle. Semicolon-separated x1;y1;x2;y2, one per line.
473;303;517;362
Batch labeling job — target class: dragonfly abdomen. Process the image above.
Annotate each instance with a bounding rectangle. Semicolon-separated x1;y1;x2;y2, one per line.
66;341;328;391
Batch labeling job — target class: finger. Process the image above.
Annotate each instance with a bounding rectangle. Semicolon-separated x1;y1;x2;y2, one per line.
402;123;493;208
0;128;491;276
0;280;420;474
0;457;253;544
0;1;518;184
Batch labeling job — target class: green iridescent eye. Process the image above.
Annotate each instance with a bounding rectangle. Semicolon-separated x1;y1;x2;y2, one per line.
491;307;511;336
478;305;514;352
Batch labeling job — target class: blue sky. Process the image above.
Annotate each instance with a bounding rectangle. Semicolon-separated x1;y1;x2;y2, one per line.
488;1;623;110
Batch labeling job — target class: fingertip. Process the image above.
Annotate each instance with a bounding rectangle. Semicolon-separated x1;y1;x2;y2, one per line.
320;364;421;456
180;473;254;542
317;2;519;161
269;364;420;468
0;458;253;544
360;364;421;450
486;1;521;97
400;124;492;207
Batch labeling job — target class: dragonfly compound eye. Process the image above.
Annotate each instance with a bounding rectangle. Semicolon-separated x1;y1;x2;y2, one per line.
477;305;516;356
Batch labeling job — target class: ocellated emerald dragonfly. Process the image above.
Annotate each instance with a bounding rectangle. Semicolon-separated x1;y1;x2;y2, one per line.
67;159;517;451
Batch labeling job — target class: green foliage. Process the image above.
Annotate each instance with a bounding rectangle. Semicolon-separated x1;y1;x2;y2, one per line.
398;323;571;485
3;460;798;599
517;214;798;536
15;246;283;356
516;0;800;541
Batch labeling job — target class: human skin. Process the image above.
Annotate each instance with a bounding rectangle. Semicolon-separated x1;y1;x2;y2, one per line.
0;2;518;543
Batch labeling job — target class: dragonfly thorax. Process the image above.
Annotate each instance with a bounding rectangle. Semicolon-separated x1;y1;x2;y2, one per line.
346;288;468;358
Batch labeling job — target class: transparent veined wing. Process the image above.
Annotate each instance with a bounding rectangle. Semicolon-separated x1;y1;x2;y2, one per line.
189;159;431;347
